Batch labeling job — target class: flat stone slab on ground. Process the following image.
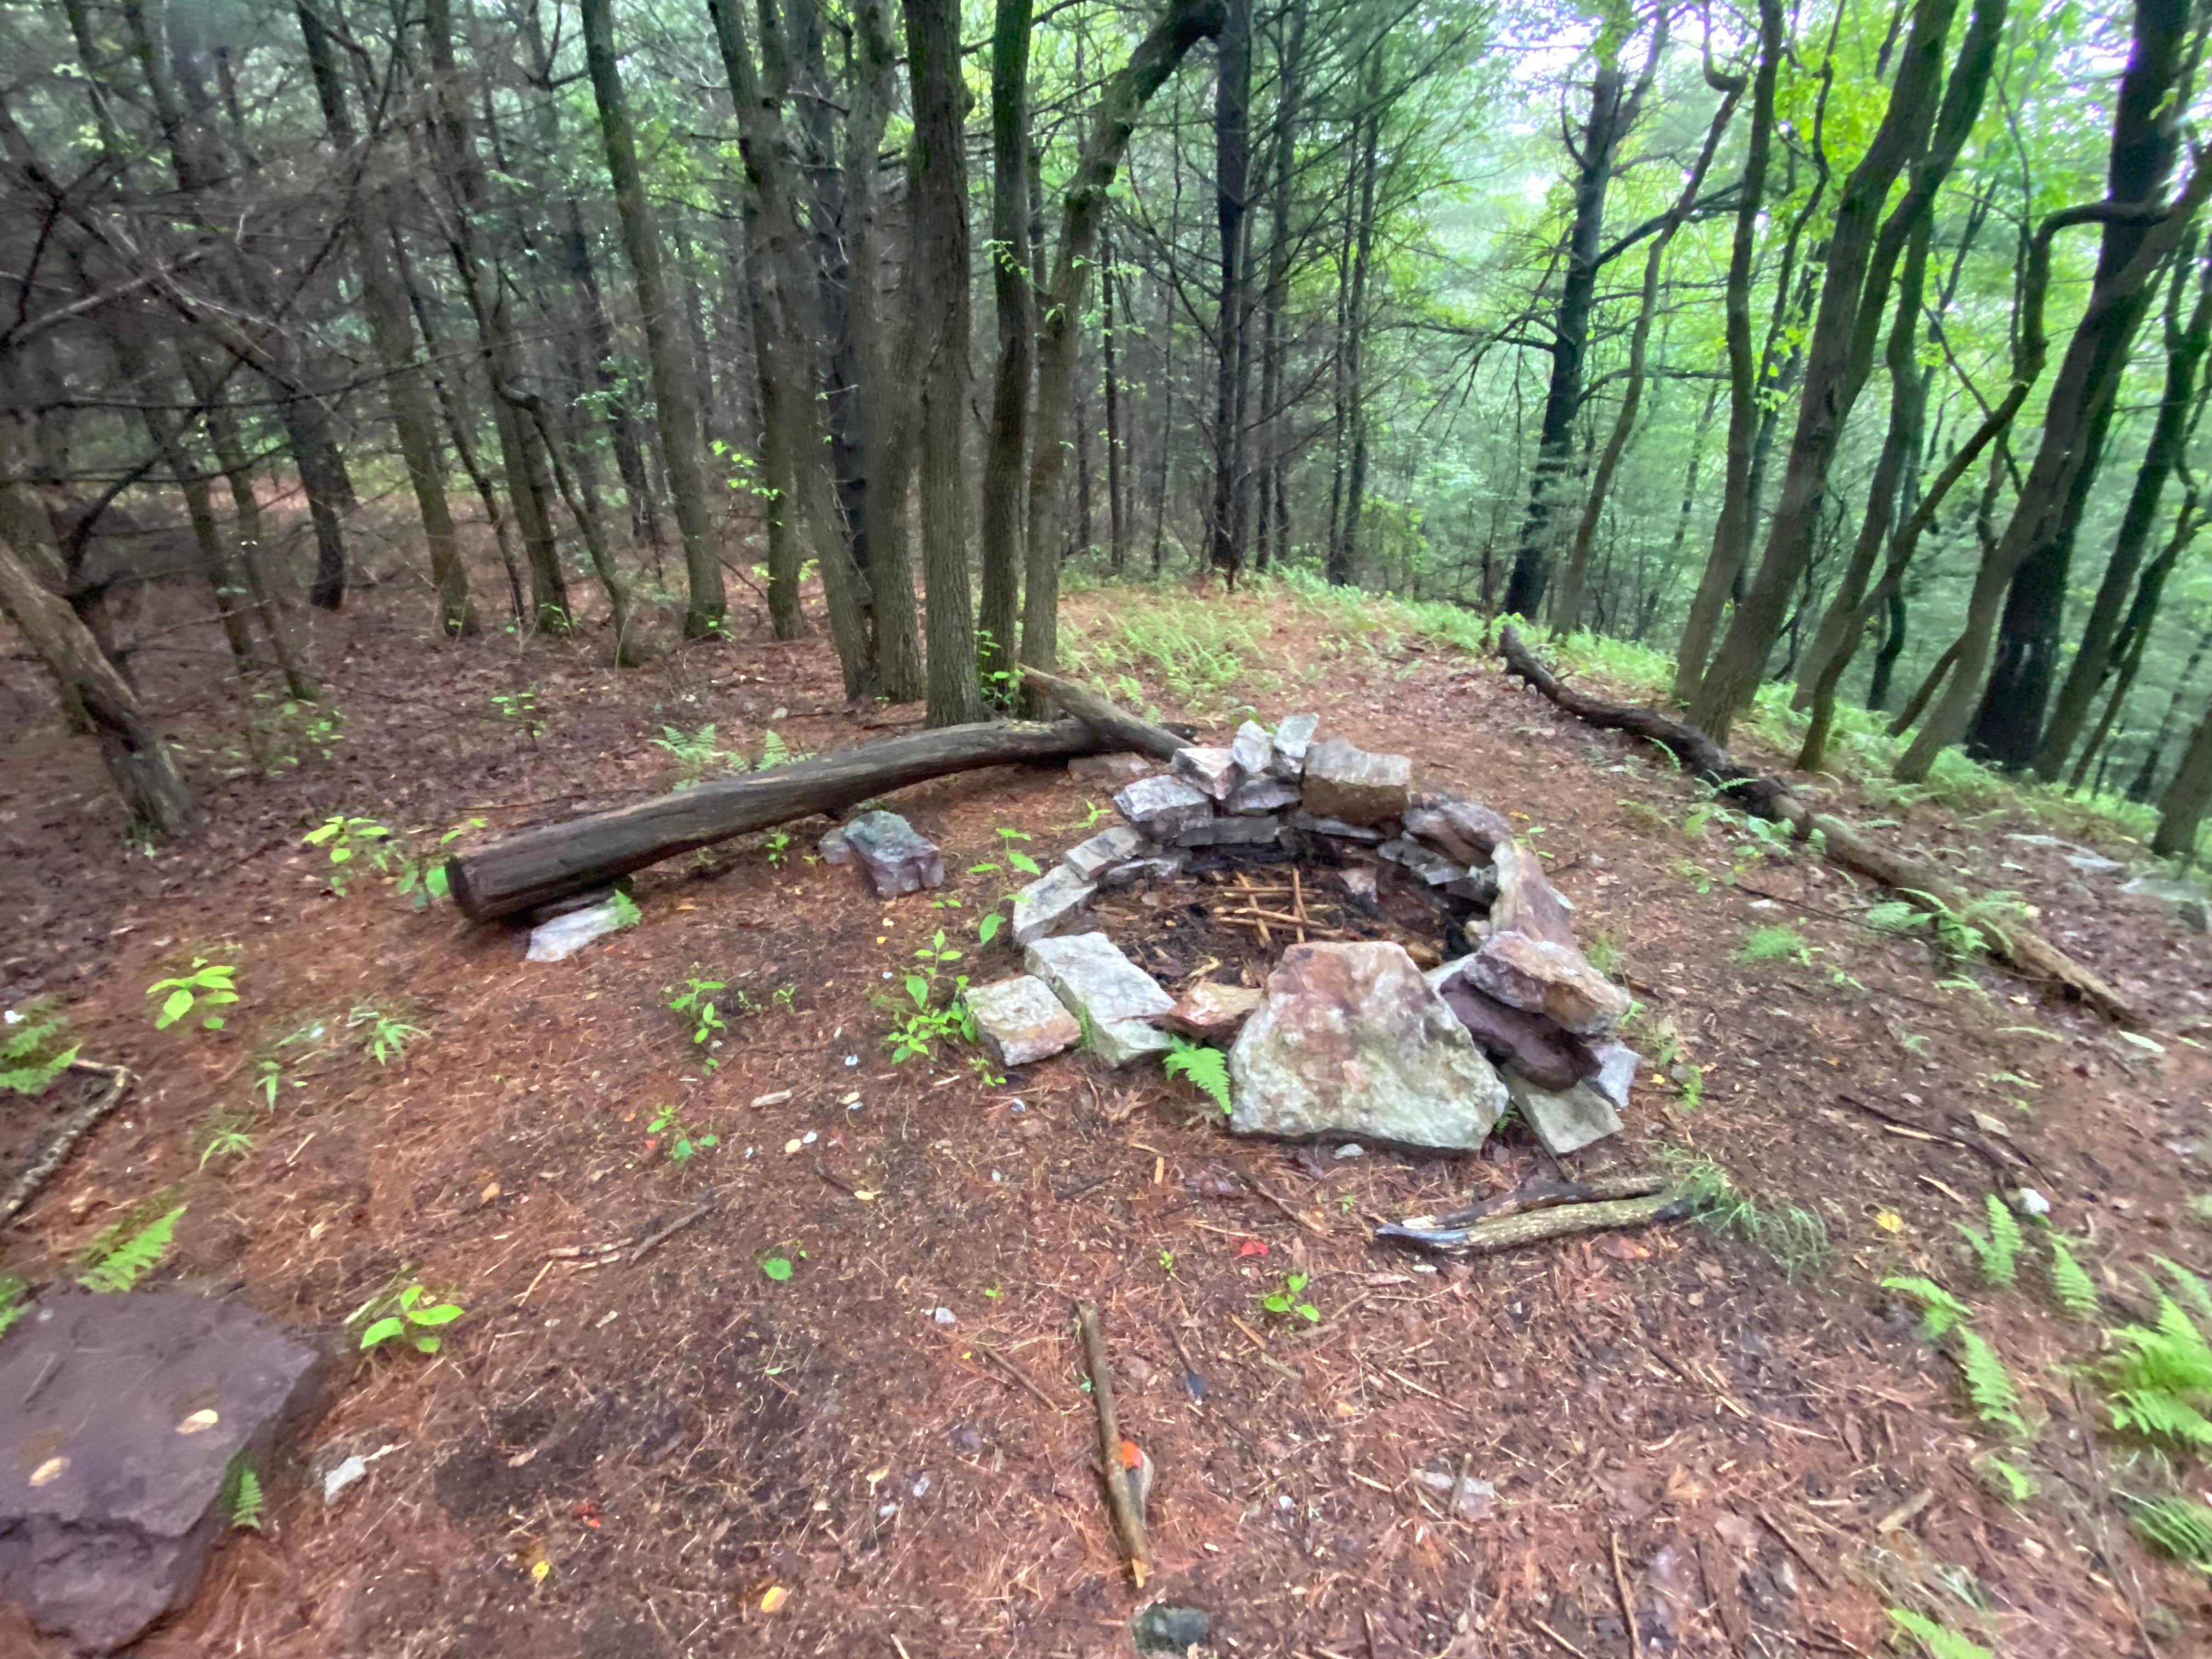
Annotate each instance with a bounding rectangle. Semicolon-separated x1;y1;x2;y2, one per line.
1011;865;1097;945
1286;810;1387;843
1098;853;1188;890
966;975;1082;1066
1173;815;1284;848
1466;929;1630;1036
1063;824;1147;882
1114;775;1214;838
1588;1040;1640;1110
839;810;945;898
1228;941;1506;1150
1226;777;1302;815
1380;837;1468;887
1171;746;1244;800
1268;713;1319;779
1147;980;1265;1040
1068;752;1156;785
1404;795;1515;863
2122;874;2210;932
1503;1069;1623;1156
1300;740;1413;825
1024;932;1176;1065
0;1290;328;1654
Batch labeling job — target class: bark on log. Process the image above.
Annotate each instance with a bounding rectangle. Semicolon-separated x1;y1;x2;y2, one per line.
449;716;1147;920
1018;665;1188;759
1498;625;2138;1024
1410;1192;1688;1256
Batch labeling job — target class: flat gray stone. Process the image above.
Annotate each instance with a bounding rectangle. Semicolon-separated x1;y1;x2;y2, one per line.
1173;814;1283;848
820;826;854;865
839;810;945;898
2123;874;2210;933
1024;932;1176;1065
966;975;1081;1067
0;1290;329;1654
1404;795;1515;863
1068;752;1156;785
1063;825;1147;882
1099;854;1187;890
1228;941;1506;1150
1380;837;1469;887
1012;865;1096;944
1588;1040;1640;1110
1231;720;1274;778
1171;746;1244;800
1226;777;1302;815
1286;810;1386;843
1301;740;1412;826
1268;713;1319;780
525;896;629;961
1114;775;1214;838
1504;1069;1623;1156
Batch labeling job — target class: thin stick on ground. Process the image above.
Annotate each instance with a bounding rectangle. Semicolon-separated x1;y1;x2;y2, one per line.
1074;1297;1151;1581
1611;1527;1643;1658
1;1060;133;1227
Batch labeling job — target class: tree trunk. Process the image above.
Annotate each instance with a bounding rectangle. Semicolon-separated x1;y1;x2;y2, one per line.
2154;696;2212;859
1252;0;1306;575
1206;0;1253;582
1335;65;1385;589
578;0;725;637
979;0;1035;689
1103;223;1128;573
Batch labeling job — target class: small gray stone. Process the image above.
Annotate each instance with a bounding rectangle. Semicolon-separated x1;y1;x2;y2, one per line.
820;826;854;865
1025;932;1176;1065
1286;810;1386;843
1268;713;1319;779
1588;1040;1641;1110
1114;774;1214;837
1011;865;1097;944
1301;739;1413;825
0;1291;329;1655
1340;864;1379;899
839;810;946;898
966;975;1082;1066
1503;1069;1623;1155
1171;745;1245;800
525;896;630;962
1447;866;1500;906
1226;777;1302;815
1063;824;1147;881
1404;796;1516;863
1232;720;1274;778
2123;874;2211;933
1228;941;1506;1150
1133;1603;1212;1655
1380;837;1469;887
1173;814;1284;848
1069;752;1156;785
1099;854;1187;890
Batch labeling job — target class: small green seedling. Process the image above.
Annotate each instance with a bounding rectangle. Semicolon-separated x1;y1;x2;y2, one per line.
1163;1035;1231;1114
149;959;239;1031
490;688;545;738
668;977;727;1068
360;1283;465;1355
760;1254;794;1282
302;815;392;895
349;1006;424;1066
1261;1273;1320;1324
395;817;486;909
647;1104;720;1164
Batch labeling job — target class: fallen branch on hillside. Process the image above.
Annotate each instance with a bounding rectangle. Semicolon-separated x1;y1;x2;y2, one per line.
447;692;1184;921
2;1060;133;1227
1075;1299;1152;1584
1498;626;2136;1024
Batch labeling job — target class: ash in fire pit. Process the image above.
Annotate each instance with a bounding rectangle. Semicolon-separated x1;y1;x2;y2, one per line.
969;715;1636;1159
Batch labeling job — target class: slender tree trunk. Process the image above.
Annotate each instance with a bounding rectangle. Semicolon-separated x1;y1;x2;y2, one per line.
2155;695;2212;858
578;0;725;636
1206;0;1254;582
1254;0;1306;575
1103;223;1127;573
1335;64;1385;589
979;0;1034;687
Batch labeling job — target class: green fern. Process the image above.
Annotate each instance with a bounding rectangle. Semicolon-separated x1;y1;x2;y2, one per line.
1888;1607;1994;1659
0;1276;26;1342
78;1204;184;1293
1883;1275;1974;1340
2124;1494;2212;1570
2045;1236;2098;1319
2102;1291;2212;1452
1955;1193;2021;1287
0;1002;78;1096
1974;1453;2038;1504
1163;1036;1232;1114
1863;900;1929;936
222;1452;266;1531
1957;1329;2027;1436
2155;1255;2212;1323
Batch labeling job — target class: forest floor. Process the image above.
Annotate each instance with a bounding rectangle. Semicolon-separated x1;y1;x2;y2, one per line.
4;568;2212;1659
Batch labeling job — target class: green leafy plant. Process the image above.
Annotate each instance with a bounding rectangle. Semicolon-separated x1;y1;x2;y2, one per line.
1583;932;1621;975
968;826;1041;879
301;815;393;895
647;1104;719;1164
1261;1272;1320;1324
1883;1275;1975;1340
653;722;731;787
349;1006;424;1066
763;831;792;868
490;687;545;739
2046;1234;2098;1318
2099;1271;2212;1452
607;889;643;929
79;1204;185;1293
148;959;239;1031
884;930;975;1063
1861;890;2029;963
1974;1453;2038;1504
197;1109;255;1169
1957;1329;2028;1436
222;1452;266;1531
2123;1494;2212;1571
1664;1152;1827;1277
1163;1035;1232;1114
760;1254;794;1282
359;1282;465;1355
1;1001;78;1095
394;818;486;909
667;976;728;1069
1955;1193;2022;1287
1734;924;1812;965
0;1276;28;1342
1888;1607;1994;1659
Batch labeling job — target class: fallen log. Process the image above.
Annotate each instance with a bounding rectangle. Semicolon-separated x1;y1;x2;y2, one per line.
1375;1171;1667;1249
1019;665;1189;758
447;709;1176;921
1498;625;2137;1024
1397;1192;1689;1256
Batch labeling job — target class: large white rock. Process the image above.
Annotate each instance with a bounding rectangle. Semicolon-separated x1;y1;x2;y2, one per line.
1228;942;1506;1150
1024;932;1176;1065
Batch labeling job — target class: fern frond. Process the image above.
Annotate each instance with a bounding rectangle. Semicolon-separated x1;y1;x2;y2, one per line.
1888;1608;1994;1659
1987;1194;2022;1276
1956;1329;2027;1436
0;1276;25;1342
222;1452;266;1531
1974;1453;2037;1504
2155;1255;2212;1324
2124;1495;2212;1570
2108;1387;2212;1449
2046;1237;2098;1319
1883;1275;1973;1340
0;1001;78;1097
1163;1037;1232;1114
78;1204;184;1293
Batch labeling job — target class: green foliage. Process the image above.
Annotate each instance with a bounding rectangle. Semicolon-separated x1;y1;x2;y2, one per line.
647;1104;719;1164
1163;1035;1232;1113
2124;1494;2212;1570
2046;1235;2099;1318
1583;932;1621;975
79;1204;185;1293
653;721;730;787
2100;1276;2212;1453
359;1282;465;1355
883;931;974;1063
1734;923;1811;964
1663;1151;1829;1278
489;687;545;738
1954;1193;2022;1288
1066;607;1265;710
1974;1453;2038;1504
1860;890;2031;964
1261;1273;1320;1324
1957;1329;2028;1436
667;975;729;1068
760;1254;794;1282
148;958;238;1030
197;1108;255;1169
222;1452;266;1531
302;815;391;895
394;818;485;909
607;889;642;929
0;1276;27;1342
1883;1276;1974;1341
1887;1607;1995;1659
348;1005;424;1065
1;1001;78;1095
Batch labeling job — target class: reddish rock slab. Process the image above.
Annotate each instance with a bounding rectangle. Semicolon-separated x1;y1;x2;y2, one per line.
1300;740;1413;826
1488;841;1578;946
1465;928;1630;1037
1146;980;1265;1040
1437;981;1596;1092
1068;752;1156;785
1404;795;1515;864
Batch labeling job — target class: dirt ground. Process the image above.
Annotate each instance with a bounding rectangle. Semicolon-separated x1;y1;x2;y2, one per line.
5;567;2212;1659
